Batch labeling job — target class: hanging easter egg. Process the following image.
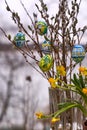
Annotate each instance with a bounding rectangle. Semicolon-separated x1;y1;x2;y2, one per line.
36;21;47;35
14;32;25;47
42;40;52;54
39;55;53;72
71;45;85;63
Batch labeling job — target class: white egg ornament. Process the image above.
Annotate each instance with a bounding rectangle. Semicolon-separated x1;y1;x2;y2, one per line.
71;45;85;63
14;32;25;47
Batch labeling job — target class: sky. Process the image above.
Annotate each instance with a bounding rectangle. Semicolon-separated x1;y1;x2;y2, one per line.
0;0;58;43
0;0;87;42
0;0;57;28
0;0;87;30
0;0;87;44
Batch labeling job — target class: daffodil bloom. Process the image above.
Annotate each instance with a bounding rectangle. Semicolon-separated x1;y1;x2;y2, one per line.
79;66;87;76
51;117;60;123
56;65;66;76
35;112;44;119
79;66;85;72
82;88;87;95
48;78;58;88
83;68;87;76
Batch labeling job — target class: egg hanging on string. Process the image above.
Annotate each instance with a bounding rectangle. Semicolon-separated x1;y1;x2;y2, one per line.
36;21;47;35
41;40;52;54
39;55;53;72
14;32;25;47
71;45;85;63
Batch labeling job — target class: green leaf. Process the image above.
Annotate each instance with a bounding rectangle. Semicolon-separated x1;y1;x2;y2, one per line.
55;102;78;117
58;102;75;109
55;101;87;117
79;74;85;88
71;73;84;89
73;74;81;87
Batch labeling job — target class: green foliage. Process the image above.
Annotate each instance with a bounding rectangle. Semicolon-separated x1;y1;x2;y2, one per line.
71;73;85;88
57;101;87;117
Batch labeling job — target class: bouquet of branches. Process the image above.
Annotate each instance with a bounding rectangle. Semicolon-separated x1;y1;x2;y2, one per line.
1;0;87;129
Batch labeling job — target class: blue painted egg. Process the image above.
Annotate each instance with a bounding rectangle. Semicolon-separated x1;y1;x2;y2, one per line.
14;32;25;47
42;40;52;54
72;45;85;63
36;21;47;35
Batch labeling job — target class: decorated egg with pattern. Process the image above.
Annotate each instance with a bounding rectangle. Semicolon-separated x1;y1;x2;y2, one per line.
14;32;25;47
71;45;85;63
42;40;52;54
39;55;53;72
36;21;47;35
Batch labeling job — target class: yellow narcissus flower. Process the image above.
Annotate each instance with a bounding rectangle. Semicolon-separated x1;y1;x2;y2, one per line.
83;68;87;76
56;65;66;76
82;88;87;95
51;117;60;123
48;78;58;88
35;112;44;119
79;66;87;76
79;66;85;72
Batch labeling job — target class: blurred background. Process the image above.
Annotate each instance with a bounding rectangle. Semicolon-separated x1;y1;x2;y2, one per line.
0;0;87;130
